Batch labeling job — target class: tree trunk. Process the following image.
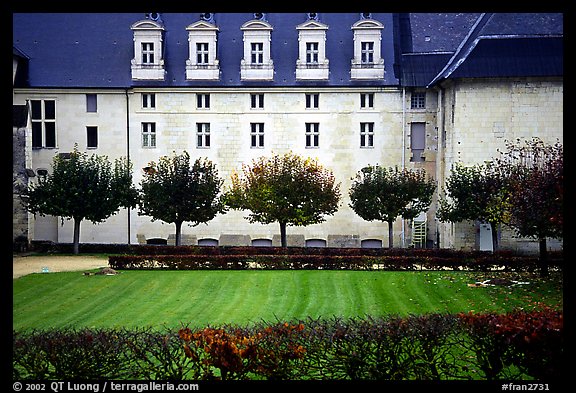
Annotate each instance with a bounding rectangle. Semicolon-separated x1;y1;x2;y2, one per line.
73;218;81;255
279;221;287;248
538;237;549;277
175;220;183;246
489;221;499;252
388;220;394;248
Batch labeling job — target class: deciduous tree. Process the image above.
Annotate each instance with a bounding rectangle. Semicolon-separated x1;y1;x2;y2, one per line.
225;152;341;247
437;162;510;252
138;151;225;246
22;147;138;254
349;165;436;248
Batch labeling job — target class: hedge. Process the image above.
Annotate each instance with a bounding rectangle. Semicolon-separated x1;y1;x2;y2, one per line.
108;253;560;272
13;308;563;380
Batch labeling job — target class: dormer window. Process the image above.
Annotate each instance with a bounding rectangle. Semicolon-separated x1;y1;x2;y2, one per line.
186;19;220;80
131;19;165;80
296;18;329;80
240;19;274;81
351;19;384;80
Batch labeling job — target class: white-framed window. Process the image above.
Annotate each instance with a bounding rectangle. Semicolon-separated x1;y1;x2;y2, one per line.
360;93;374;109
196;123;210;148
240;19;274;80
411;91;426;109
131;19;165;80
250;93;264;109
360;42;374;65
251;43;264;64
360;122;374;148
86;94;97;113
306;42;319;64
197;93;210;109
86;126;98;149
142;122;156;148
186;20;220;80
305;93;319;109
305;122;319;148
142;93;156;109
31;99;56;148
142;42;155;64
296;19;329;80
351;19;384;79
196;43;209;64
250;123;265;148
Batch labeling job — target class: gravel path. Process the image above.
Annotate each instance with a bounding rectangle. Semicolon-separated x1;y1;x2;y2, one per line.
12;255;109;279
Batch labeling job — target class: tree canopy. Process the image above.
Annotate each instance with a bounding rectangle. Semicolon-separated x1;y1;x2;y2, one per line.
138;151;225;246
22;147;138;254
437;162;510;251
349;165;436;248
225;151;341;247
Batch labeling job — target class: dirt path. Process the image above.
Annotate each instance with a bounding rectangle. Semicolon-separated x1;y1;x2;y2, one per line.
13;254;109;279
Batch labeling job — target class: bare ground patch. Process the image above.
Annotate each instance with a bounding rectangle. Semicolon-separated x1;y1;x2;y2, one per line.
13;255;108;279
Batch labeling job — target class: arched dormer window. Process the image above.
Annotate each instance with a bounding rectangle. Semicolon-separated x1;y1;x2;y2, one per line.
186;20;220;80
240;19;274;81
296;18;329;80
131;19;165;80
350;19;384;80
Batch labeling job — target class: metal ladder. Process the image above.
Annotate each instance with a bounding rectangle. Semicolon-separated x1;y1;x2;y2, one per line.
411;216;427;248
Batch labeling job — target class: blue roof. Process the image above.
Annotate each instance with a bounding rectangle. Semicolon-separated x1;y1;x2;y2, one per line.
12;12;400;88
13;13;563;90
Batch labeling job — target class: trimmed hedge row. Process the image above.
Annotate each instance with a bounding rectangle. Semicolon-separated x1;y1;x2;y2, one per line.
108;253;559;271
13;308;563;380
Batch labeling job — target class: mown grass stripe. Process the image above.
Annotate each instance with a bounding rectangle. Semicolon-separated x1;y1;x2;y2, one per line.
13;270;562;330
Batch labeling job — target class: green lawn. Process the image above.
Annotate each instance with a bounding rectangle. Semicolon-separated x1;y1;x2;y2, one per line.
13;270;562;330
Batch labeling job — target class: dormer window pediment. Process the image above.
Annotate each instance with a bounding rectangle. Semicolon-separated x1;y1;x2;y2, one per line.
186;20;219;30
131;20;165;30
351;20;384;30
241;20;273;31
296;20;329;30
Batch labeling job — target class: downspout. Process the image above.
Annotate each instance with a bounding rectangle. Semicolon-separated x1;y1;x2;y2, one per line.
125;89;131;244
401;87;406;247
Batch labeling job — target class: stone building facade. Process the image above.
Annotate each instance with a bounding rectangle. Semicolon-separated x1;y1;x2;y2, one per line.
12;13;563;252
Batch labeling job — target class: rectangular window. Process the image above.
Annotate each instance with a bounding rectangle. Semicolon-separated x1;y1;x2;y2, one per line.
305;122;319;148
360;93;374;109
360;122;374;148
305;93;319;109
196;123;210;148
306;42;319;64
410;122;426;162
250;123;264;148
361;42;374;64
86;94;97;113
31;99;56;148
251;42;264;64
196;43;209;64
142;122;156;148
411;92;426;109
142;42;154;64
250;93;264;109
142;93;156;109
196;93;210;109
87;126;98;148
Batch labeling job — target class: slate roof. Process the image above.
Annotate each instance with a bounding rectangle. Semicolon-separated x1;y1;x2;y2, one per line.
12;13;399;88
426;13;563;86
12;13;563;90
